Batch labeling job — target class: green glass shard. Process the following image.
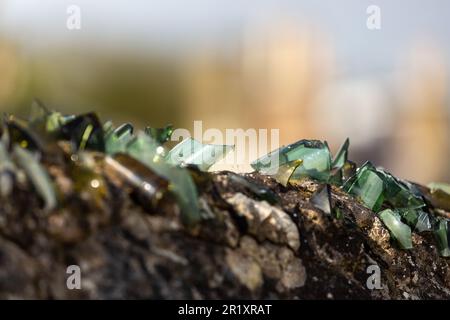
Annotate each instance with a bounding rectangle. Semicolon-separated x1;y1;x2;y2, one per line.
272;159;302;186
145;125;174;144
310;184;332;215
397;208;417;228
12;146;56;211
102;121;114;137
328;167;343;185
113;123;134;137
105;123;135;155
126;131;160;163
378;209;413;249
5;118;43;152
345;162;385;211
166;138;233;171
376;168;425;210
28;100;63;134
397;208;432;232
291;146;331;182
126;140;200;227
251;139;331;182
0;141;15;197
332;138;349;169
434;218;450;257
415;210;432;232
60;113;105;152
144;159;200;227
0;140;14;170
45;112;65;133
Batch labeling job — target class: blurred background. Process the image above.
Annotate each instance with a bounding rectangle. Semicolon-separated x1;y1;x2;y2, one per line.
0;0;449;183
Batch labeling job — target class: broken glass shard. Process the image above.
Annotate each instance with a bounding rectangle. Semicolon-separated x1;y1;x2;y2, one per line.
397;208;432;233
272;159;302;186
125;131;159;163
328;167;343;186
145;125;174;144
378;209;413;249
344;162;385;211
12;146;56;211
332;138;349;169
167;137;233;171
0;141;15;197
127;144;201;226
434;218;450;257
376;168;425;210
415;210;433;232
59;113;105;152
104;123;135;155
310;184;332;215
5;118;43;152
251;139;331;182
148;160;201;227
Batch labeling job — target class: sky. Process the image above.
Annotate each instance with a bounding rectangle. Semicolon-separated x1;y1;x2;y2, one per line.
1;0;450;75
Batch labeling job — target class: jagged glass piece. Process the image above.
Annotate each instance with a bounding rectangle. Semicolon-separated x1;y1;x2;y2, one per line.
167;138;233;171
60;113;105;152
397;208;432;233
310;184;332;215
376;168;425;210
251;139;331;182
328;167;342;186
272;159;302;186
145;125;174;144
102;121;114;137
0;141;15;197
415;210;433;232
5;117;43;152
344;162;385;211
146;160;200;227
126;142;200;227
379;209;413;249
12;146;56;211
332;138;349;169
398;208;417;227
126;131;160;163
104;123;135;155
434;218;450;257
